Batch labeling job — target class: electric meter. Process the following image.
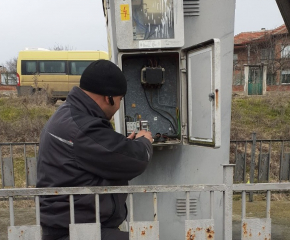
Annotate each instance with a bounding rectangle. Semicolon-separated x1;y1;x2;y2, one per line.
114;0;184;50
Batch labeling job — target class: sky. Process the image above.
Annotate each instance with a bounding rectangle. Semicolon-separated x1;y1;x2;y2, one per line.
0;0;285;66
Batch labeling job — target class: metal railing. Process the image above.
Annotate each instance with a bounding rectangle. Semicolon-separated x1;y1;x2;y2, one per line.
2;139;290;189
0;165;233;240
1;165;290;239
230;133;290;183
2;142;290;239
0;142;38;188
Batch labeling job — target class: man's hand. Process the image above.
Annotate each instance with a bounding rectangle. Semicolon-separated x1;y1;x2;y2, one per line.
127;131;136;140
135;130;154;143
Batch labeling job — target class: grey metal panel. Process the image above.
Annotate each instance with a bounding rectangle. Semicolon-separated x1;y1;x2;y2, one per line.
258;154;270;182
185;219;215;240
129;221;159;240
26;157;37;187
69;223;101;240
234;153;246;182
187;46;212;140
185;38;221;147
2;157;14;187
280;153;290;181
241;218;271;240
8;225;42;240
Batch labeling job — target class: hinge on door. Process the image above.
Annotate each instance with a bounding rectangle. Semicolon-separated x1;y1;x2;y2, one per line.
180;56;186;73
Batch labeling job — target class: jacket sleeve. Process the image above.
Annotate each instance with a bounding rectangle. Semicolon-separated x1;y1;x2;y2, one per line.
74;119;153;181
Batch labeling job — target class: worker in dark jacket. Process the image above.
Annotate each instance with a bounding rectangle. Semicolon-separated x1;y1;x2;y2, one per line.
36;60;153;240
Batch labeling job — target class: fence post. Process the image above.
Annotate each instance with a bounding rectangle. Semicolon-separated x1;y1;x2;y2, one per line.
223;164;234;240
249;132;256;202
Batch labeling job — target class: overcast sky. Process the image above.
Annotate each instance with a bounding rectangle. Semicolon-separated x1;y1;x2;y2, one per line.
0;0;285;66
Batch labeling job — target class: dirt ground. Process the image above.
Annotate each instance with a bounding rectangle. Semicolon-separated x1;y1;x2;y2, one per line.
1;199;290;240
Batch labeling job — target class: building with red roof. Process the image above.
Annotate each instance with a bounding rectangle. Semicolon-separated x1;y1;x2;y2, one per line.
233;24;290;94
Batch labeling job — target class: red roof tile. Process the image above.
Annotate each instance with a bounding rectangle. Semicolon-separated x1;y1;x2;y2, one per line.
234;24;288;45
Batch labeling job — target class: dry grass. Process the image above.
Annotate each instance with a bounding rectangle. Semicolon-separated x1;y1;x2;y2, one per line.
233;194;290;225
0;92;56;142
231;92;290;140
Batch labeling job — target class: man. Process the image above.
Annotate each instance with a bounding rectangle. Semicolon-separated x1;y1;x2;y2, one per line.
36;60;153;240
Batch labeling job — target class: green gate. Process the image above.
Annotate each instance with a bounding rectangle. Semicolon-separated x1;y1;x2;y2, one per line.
248;66;263;95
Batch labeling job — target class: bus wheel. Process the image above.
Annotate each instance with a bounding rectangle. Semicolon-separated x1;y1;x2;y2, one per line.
47;97;58;105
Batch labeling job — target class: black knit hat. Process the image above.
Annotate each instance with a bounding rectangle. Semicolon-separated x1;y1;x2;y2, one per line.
80;60;127;96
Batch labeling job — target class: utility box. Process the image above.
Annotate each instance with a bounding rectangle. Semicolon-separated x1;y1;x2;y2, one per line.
103;0;235;239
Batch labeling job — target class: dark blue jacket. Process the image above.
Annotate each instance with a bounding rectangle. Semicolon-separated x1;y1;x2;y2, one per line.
36;86;153;229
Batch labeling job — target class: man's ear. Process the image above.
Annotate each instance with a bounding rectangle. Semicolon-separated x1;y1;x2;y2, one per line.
105;96;114;106
108;96;114;106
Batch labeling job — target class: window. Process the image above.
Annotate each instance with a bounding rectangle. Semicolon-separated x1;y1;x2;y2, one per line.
233;54;238;64
261;48;273;60
281;45;290;58
266;73;276;85
132;0;175;40
69;61;92;75
22;61;37;75
39;61;66;74
233;71;244;85
281;70;290;84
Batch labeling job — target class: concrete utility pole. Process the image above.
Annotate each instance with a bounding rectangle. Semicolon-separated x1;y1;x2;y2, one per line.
0;66;2;84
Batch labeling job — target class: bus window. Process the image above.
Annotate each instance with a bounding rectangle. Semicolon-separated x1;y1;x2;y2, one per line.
39;61;66;74
69;61;93;75
22;61;37;75
17;50;108;101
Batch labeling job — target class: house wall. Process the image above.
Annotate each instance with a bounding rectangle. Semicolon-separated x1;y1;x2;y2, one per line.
232;85;244;92
267;85;290;91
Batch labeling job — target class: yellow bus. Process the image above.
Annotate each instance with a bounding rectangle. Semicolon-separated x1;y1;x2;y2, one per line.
16;49;108;102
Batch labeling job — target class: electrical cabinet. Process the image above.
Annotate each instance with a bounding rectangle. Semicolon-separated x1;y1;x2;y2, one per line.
120;51;181;145
110;0;221;148
118;39;221;147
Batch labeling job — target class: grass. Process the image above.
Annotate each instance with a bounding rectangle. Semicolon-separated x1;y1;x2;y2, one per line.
231;92;290;140
233;194;290;226
0;93;55;142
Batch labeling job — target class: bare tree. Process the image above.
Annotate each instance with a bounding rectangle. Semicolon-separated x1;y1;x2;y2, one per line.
248;31;290;84
0;57;17;85
5;57;17;74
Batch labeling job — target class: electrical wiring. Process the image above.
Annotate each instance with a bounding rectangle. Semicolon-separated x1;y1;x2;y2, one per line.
157;88;177;108
125;115;134;122
143;88;178;134
149;90;178;129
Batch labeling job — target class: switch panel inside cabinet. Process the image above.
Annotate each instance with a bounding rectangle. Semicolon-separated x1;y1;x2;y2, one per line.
122;52;180;145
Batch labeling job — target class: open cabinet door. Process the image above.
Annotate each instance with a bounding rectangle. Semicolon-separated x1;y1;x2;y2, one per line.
185;39;221;148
